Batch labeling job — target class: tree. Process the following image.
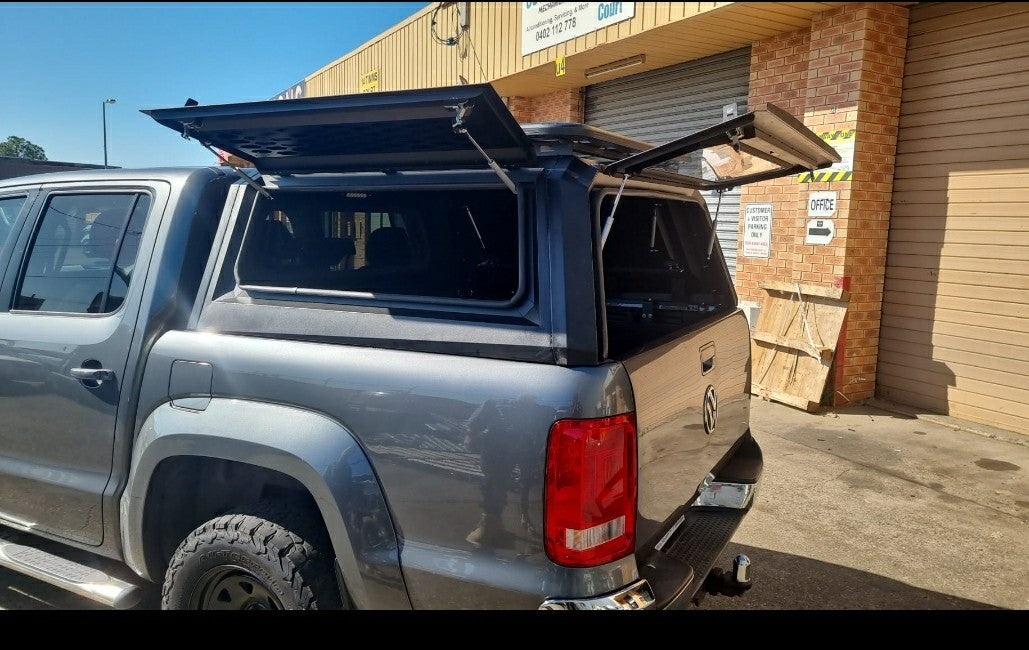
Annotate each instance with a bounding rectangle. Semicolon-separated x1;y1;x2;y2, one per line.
0;136;47;161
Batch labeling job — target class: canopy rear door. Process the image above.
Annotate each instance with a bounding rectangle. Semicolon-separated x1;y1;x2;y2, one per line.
143;84;535;174
604;103;841;191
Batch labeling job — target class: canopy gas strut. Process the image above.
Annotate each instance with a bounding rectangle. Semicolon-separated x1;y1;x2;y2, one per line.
701;152;734;261
600;173;630;249
706;189;724;261
447;102;518;195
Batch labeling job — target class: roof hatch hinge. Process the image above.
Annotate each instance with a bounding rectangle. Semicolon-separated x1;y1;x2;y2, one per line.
180;121;272;200
727;126;744;153
447;101;518;194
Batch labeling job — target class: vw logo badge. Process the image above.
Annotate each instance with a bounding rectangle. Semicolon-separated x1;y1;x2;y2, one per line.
703;385;718;435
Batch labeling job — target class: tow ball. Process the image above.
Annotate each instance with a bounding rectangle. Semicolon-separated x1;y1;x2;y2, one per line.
693;554;753;605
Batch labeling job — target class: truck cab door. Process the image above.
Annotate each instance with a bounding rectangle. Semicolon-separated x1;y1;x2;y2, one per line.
0;184;167;545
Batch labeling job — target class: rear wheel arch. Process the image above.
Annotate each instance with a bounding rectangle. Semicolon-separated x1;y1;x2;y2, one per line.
122;399;408;609
139;457;327;577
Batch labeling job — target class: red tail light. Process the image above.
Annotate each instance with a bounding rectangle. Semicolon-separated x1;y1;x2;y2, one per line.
544;413;637;567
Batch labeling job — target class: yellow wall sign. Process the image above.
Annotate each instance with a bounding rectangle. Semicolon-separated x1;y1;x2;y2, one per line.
798;129;855;182
555;55;567;77
360;69;380;93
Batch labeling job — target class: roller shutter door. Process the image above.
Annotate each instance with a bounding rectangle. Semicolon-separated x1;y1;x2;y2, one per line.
877;2;1029;434
585;48;750;279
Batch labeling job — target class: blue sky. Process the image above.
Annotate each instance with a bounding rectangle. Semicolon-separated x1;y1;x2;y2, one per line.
0;2;426;167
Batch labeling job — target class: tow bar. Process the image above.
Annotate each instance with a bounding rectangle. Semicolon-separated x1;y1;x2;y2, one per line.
693;554;753;605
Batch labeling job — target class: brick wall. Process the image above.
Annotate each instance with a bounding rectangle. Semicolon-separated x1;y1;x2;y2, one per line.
504;88;583;123
505;95;534;123
736;2;909;405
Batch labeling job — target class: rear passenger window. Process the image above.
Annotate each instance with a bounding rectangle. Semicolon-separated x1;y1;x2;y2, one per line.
14;192;151;314
237;189;521;303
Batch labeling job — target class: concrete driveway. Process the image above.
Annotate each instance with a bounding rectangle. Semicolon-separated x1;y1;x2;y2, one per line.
1;399;1026;609
699;399;1028;610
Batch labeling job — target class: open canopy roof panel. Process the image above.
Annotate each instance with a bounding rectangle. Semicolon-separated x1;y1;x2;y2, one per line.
143;84;535;174
603;103;842;191
526;104;840;191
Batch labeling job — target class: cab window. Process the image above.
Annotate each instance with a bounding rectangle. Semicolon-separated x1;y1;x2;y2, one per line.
14;192;151;314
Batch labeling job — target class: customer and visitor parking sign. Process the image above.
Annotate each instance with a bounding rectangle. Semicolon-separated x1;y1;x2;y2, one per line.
743;203;773;258
798;129;855;182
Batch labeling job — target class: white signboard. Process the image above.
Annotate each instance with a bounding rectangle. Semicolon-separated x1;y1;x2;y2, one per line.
806;219;835;245
807;191;838;218
742;203;773;259
521;2;636;56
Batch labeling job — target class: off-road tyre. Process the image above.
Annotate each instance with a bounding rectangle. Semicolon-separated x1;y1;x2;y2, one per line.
161;501;344;610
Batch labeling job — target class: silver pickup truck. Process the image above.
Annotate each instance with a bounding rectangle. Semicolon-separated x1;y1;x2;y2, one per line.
0;85;837;610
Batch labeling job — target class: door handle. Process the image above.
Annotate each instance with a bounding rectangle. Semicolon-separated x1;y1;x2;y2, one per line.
700;343;715;375
70;367;115;382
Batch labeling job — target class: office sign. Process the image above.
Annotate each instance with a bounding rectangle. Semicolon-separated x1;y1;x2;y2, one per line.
522;2;636;56
807;191;838;218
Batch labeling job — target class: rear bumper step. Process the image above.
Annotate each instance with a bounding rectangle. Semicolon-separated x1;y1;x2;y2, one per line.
0;539;143;609
639;507;749;608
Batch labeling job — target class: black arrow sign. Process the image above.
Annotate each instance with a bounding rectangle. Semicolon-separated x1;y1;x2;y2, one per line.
809;227;832;237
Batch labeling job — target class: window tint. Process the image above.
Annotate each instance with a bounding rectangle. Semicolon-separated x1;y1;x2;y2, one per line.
15;193;151;314
0;195;27;250
237;189;520;303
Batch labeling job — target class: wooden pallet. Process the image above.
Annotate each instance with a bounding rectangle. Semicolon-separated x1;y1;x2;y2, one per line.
750;281;850;411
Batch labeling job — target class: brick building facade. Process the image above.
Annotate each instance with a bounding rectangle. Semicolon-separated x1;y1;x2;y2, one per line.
298;2;1029;434
501;3;909;407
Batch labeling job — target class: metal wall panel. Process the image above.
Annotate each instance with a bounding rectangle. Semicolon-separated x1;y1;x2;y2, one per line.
878;2;1029;435
305;3;749;97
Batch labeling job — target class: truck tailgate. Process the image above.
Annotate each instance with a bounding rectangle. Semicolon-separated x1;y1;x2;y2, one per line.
619;310;751;548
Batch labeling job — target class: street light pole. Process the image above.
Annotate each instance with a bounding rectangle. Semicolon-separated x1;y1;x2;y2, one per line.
102;98;116;167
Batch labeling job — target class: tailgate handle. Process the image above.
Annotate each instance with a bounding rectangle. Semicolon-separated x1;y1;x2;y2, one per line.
700;344;715;374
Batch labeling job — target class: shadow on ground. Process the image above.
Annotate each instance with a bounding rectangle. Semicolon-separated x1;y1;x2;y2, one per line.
697;542;1000;610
